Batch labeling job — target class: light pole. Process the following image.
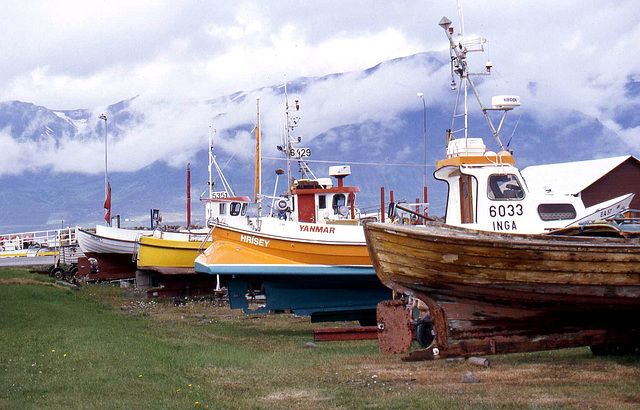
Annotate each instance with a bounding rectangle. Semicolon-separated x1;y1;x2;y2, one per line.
417;93;427;191
99;113;109;225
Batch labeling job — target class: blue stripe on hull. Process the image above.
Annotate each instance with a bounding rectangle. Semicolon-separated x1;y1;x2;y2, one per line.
195;260;375;276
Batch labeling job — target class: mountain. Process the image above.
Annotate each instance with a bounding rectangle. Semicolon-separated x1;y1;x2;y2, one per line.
0;52;637;233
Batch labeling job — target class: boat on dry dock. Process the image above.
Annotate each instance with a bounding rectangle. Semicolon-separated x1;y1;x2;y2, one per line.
135;130;242;277
365;15;640;359
194;174;389;323
195;95;392;324
366;220;640;359
136;230;209;275
77;224;152;280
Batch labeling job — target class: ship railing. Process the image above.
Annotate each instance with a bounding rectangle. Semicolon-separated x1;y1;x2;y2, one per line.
0;227;78;251
198;222;217;254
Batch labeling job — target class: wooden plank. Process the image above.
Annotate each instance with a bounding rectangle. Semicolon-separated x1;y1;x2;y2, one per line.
312;326;378;341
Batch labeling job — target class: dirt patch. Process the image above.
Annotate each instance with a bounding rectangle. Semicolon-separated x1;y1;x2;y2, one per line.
262;389;329;406
339;354;640;408
0;278;72;291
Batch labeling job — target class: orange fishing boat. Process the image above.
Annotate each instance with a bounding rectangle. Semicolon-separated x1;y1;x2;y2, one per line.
195;94;392;324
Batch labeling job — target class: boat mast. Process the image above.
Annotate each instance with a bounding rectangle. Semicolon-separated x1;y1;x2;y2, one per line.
457;0;468;141
281;81;300;195
457;0;466;40
440;13;514;151
208;127;215;199
187;163;191;229
208;127;235;198
255;97;262;220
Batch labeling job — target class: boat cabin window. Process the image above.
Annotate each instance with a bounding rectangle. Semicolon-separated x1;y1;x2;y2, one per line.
230;202;247;217
332;194;351;217
219;203;226;215
487;174;524;200
318;195;326;210
537;204;577;221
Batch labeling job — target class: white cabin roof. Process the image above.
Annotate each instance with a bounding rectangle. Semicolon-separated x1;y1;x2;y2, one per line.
521;155;634;196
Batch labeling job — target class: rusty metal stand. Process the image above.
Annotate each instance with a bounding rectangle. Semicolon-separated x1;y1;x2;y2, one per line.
312;326;378;341
376;297;640;361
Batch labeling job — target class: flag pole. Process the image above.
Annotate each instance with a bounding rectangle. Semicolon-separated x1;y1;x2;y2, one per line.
99;113;110;226
187;163;191;229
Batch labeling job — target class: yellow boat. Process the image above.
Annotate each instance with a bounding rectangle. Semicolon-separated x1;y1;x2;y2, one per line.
135;129;251;280
136;230;210;275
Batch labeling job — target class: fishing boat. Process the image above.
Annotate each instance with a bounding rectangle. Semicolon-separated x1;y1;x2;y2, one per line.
195;96;393;324
135;130;244;277
365;220;640;359
77;224;152;280
136;230;209;275
365;15;640;359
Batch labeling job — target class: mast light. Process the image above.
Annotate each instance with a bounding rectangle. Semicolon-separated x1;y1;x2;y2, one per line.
439;16;452;31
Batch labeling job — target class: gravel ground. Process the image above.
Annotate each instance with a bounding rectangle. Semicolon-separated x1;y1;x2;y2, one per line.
0;255;55;267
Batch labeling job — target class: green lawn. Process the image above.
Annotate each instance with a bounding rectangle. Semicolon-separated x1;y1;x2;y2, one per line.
1;267;639;409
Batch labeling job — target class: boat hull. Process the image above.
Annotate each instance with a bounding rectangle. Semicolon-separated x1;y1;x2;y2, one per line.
364;222;640;357
137;233;210;275
195;221;391;323
197;221;371;267
77;226;149;280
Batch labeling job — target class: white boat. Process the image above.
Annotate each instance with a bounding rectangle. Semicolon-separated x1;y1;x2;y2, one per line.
415;16;634;234
77;224;152;280
432;140;633;234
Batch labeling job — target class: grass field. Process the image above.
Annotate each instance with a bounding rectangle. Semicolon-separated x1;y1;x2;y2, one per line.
1;267;640;409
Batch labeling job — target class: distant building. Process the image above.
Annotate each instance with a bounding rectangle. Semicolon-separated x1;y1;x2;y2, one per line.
521;155;640;210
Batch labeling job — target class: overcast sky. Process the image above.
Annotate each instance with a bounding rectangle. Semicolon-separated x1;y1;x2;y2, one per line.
1;0;639;175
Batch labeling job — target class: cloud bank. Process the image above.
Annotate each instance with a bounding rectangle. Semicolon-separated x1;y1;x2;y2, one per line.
1;0;639;176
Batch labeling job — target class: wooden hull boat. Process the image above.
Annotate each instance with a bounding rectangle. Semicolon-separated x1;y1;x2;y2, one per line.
364;221;640;358
76;225;151;280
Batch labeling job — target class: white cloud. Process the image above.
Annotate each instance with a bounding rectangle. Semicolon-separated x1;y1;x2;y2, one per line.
1;0;640;177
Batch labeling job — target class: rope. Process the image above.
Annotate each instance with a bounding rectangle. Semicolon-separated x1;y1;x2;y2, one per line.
261;156;436;168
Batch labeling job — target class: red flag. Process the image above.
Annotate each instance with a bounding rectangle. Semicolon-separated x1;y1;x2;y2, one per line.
103;182;112;223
